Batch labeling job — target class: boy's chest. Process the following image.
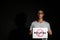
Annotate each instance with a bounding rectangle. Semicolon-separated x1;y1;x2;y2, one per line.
33;23;48;28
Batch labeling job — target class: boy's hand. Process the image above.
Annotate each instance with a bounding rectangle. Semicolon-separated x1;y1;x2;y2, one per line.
48;29;52;35
29;30;32;35
29;32;32;35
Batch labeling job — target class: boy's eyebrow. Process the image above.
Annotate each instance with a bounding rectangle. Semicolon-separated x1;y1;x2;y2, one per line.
38;13;44;14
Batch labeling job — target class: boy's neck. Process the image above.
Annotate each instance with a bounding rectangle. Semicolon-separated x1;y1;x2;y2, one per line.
38;18;44;23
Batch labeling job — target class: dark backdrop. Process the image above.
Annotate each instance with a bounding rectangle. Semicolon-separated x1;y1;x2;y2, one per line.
1;0;59;40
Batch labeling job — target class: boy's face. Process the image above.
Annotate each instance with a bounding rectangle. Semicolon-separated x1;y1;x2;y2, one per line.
38;10;44;19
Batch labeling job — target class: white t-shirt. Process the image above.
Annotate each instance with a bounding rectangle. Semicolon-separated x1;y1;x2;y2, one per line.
30;21;51;31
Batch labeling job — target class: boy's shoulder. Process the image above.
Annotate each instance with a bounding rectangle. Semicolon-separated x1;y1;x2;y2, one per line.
32;20;37;24
44;21;50;25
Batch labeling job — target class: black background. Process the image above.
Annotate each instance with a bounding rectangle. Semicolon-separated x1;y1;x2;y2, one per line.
1;0;60;40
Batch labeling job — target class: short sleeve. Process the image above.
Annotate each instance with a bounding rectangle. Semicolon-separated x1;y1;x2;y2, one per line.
48;23;51;30
30;22;34;31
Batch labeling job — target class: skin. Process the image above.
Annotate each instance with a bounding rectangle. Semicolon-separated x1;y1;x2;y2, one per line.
29;10;52;35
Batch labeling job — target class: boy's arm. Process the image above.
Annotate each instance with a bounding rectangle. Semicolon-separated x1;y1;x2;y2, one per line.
48;29;52;35
29;22;34;35
29;30;32;35
48;23;52;35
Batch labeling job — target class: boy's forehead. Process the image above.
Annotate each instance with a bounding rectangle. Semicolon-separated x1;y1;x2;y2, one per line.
38;10;44;14
39;11;43;13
